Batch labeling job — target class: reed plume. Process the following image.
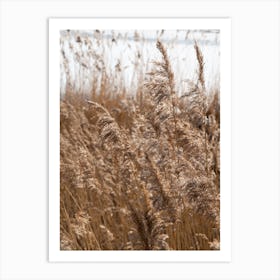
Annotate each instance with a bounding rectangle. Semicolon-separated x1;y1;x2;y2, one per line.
60;31;220;250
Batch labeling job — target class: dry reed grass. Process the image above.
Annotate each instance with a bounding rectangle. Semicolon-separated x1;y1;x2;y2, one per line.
60;31;220;250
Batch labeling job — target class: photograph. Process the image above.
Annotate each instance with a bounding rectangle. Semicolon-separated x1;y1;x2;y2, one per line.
1;0;279;277
59;27;221;251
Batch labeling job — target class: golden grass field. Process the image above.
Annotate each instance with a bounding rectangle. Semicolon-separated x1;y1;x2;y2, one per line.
60;30;220;250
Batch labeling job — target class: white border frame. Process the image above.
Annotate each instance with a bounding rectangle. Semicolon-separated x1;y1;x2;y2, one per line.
1;1;279;279
49;18;231;262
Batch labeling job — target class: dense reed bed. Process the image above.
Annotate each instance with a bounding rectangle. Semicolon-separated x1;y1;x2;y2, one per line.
60;30;220;250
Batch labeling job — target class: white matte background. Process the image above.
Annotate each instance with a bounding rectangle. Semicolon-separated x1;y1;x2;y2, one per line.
0;0;279;280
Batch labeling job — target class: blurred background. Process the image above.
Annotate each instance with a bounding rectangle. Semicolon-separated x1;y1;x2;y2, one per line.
60;29;220;97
